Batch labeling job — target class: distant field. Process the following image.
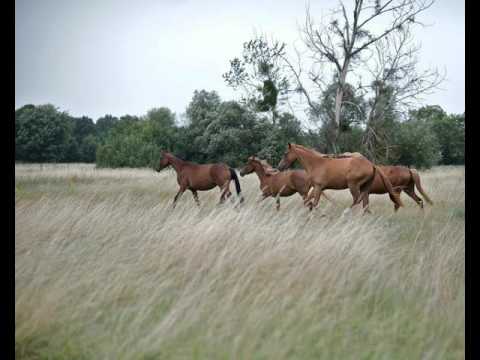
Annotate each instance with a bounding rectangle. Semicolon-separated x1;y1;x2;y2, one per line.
15;163;465;359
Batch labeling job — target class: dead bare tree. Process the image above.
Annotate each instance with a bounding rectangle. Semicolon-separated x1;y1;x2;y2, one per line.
361;27;445;162
287;0;436;152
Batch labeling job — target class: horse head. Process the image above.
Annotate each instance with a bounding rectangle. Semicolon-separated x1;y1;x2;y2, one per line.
156;151;170;172
277;143;298;171
239;156;257;177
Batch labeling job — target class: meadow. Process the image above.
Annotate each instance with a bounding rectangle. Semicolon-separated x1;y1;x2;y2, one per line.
15;163;465;359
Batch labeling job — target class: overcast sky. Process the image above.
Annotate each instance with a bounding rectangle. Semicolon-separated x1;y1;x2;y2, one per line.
15;0;464;121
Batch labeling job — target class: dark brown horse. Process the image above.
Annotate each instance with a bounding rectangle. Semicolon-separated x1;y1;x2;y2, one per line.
363;165;433;211
277;144;403;213
156;152;243;207
239;156;334;210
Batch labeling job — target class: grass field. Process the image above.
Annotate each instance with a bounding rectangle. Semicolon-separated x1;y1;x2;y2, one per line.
15;163;465;359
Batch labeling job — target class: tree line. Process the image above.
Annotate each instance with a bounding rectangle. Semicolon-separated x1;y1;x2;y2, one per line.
15;90;463;169
15;1;463;169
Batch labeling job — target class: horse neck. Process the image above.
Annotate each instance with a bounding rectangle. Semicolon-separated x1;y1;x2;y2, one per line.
252;161;268;182
293;146;324;173
167;154;185;173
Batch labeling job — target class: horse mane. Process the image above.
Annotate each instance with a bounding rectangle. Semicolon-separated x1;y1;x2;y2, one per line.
291;144;325;157
250;157;279;176
291;144;365;161
259;159;280;174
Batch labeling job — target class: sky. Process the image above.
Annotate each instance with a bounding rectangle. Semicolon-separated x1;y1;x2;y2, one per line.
15;0;464;122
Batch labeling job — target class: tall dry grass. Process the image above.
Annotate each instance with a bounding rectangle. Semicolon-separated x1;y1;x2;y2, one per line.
15;164;464;359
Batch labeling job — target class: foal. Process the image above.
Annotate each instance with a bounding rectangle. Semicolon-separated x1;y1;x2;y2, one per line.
239;156;334;211
156;152;243;207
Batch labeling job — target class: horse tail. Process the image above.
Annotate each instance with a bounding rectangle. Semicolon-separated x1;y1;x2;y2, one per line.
229;168;244;202
375;165;404;208
409;168;433;205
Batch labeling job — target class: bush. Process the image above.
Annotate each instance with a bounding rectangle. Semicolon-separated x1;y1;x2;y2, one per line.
390;119;441;169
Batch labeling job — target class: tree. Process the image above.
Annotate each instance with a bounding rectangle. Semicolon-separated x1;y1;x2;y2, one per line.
69;116;96;162
284;0;437;152
361;28;443;162
223;35;290;124
193;101;267;167
182;90;222;162
95;115;119;143
257;112;307;166
410;106;464;165
391;116;441;169
95;109;180;168
15;104;74;162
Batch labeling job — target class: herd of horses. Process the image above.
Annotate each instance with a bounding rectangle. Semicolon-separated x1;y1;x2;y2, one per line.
155;143;433;214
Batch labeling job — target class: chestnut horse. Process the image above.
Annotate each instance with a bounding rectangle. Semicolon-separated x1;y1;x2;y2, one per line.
239;156;334;210
363;165;433;211
277;144;403;212
155;152;243;207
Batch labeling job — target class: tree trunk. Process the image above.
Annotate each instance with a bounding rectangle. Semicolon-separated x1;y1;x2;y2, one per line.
331;62;349;154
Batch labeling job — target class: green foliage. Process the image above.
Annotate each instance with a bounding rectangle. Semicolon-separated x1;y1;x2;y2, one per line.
15;95;463;170
15;104;74;162
257;113;306;166
68;116;97;162
411;106;464;165
223;36;289;121
390;118;442;169
96;111;176;168
95;115;119;143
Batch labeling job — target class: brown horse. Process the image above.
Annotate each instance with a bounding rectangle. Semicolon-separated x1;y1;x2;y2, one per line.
239;156;334;210
363;165;433;211
277;144;403;212
155;152;243;207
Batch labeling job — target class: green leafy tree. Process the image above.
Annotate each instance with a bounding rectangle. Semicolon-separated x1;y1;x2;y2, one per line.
258;113;306;166
223;36;289;124
183;90;222;162
390;117;441;169
410;106;464;165
95;115;119;143
15;104;74;162
69;116;96;162
194;101;267;167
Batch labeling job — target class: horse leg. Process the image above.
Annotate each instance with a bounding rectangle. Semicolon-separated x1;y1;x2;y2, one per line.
172;186;186;208
301;193;314;211
218;182;230;204
303;187;315;206
348;182;361;208
362;196;372;214
275;185;287;211
257;193;270;204
310;185;323;209
404;187;424;210
388;189;403;212
191;189;200;206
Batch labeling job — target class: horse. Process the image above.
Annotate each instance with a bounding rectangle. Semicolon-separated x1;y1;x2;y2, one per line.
277;143;403;213
155;151;243;207
363;165;433;211
239;156;335;211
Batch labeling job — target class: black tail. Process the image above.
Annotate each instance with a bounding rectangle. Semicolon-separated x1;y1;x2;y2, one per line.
229;168;244;202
